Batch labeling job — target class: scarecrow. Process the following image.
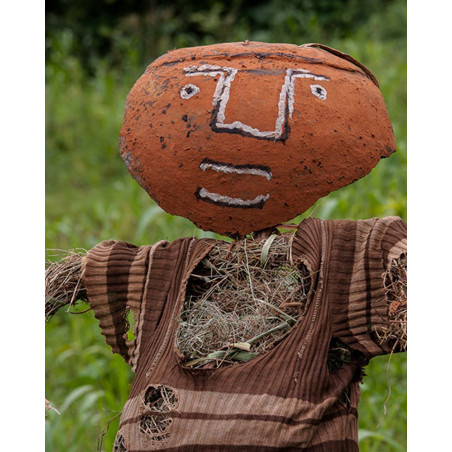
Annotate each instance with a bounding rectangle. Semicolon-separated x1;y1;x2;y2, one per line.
46;42;407;451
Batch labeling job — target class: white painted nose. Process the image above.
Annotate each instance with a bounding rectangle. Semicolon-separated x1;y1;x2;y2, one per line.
182;65;329;141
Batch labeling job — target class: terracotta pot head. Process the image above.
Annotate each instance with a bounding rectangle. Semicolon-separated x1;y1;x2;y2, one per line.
119;41;396;237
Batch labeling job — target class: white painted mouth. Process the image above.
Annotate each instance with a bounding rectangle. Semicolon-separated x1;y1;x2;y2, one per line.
197;188;269;208
197;159;272;208
199;160;272;181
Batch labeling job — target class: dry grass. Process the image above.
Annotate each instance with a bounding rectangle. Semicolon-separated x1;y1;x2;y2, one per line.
45;398;61;415
45;250;88;321
139;414;172;443
97;413;123;452
112;434;127;452
143;385;178;412
377;254;407;351
176;234;312;369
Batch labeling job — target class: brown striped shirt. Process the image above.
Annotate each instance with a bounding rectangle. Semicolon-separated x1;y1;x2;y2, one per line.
83;216;407;451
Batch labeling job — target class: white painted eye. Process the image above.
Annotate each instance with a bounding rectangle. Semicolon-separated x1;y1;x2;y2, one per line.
310;84;327;100
180;84;200;99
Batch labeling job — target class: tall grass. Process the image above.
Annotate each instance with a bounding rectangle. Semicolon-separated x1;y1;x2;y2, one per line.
45;2;406;450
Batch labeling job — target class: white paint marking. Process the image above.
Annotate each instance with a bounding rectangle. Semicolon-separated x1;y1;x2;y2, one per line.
184;64;329;140
199;161;272;180
287;72;329;119
198;188;270;207
180;83;200;99
310;84;327;100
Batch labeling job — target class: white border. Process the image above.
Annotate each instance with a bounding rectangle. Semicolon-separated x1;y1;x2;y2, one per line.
409;2;450;449
3;0;44;448
199;161;273;181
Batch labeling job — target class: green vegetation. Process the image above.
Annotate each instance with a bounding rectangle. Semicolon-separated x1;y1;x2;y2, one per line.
46;0;406;450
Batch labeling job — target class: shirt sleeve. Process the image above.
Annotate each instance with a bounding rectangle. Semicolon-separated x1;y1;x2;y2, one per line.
82;240;153;370
327;216;407;359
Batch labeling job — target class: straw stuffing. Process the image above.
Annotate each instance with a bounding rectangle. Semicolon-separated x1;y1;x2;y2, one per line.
376;253;407;351
176;234;312;369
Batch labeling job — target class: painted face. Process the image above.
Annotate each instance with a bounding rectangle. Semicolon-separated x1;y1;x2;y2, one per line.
120;42;396;237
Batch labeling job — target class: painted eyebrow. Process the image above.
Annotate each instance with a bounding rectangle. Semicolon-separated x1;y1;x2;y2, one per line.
199;158;273;180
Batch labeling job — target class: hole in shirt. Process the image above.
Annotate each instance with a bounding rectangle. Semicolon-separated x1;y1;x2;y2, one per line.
139;385;178;445
327;337;353;373
176;234;311;369
140;414;173;442
327;338;365;409
143;385;179;412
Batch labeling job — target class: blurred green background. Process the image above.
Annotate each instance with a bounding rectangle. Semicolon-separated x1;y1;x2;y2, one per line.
45;0;407;450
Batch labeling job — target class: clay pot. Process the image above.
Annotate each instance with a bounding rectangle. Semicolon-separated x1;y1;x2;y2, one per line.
119;42;396;237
